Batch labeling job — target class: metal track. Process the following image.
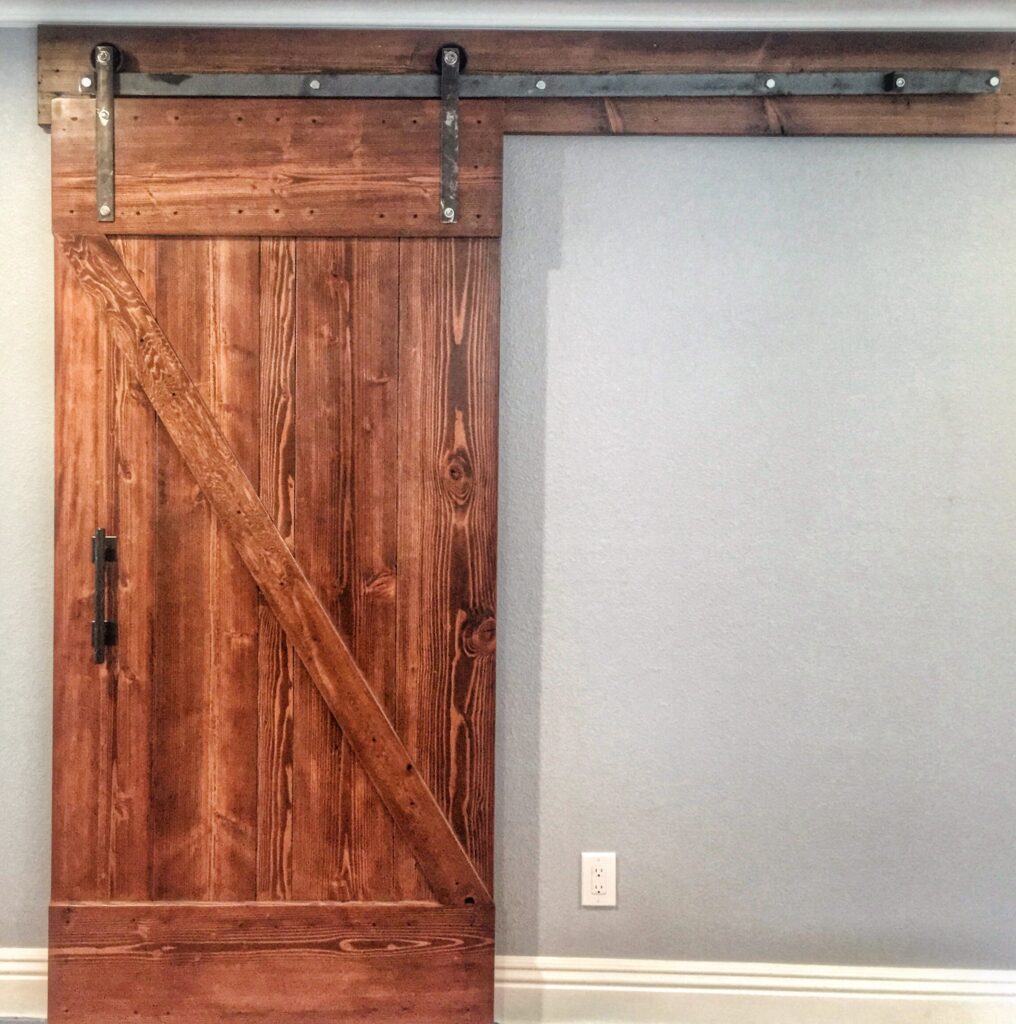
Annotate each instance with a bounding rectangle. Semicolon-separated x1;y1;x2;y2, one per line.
104;68;1000;99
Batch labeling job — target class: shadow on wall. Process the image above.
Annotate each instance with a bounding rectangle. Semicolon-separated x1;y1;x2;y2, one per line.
494;137;566;968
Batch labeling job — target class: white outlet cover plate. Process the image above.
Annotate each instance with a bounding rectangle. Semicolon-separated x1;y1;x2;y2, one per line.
581;851;617;907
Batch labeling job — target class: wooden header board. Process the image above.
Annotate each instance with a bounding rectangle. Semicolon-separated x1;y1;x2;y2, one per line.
39;26;1016;137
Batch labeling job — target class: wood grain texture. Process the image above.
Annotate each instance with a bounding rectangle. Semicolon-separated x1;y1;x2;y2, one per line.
38;27;1015;136
503;92;1016;136
50;98;503;237
58;234;490;908
106;238;157;900
50;901;494;1023
148;239;261;901
52;238;111;901
293;239;424;902
203;239;261;902
256;238;298;900
398;239;500;890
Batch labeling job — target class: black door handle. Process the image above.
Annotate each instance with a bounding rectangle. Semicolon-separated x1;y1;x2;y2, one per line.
91;528;117;663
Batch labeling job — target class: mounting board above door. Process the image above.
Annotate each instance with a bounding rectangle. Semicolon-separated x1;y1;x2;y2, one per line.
39;26;1016;236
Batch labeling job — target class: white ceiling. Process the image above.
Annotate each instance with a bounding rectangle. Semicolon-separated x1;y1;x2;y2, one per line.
3;0;1016;30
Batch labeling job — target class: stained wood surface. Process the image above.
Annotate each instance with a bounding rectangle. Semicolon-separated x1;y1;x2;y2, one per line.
255;238;298;901
148;239;262;900
50;901;494;1023
52;142;502;1010
52;239;110;900
399;240;500;891
106;238;157;899
39;27;1016;137
50;98;503;236
57;233;490;908
292;239;425;901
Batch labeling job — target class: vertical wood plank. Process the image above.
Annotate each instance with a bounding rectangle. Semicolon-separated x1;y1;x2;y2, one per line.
398;238;500;889
292;238;350;900
52;238;111;900
207;240;261;900
257;238;297;900
292;238;422;900
152;239;260;900
152;238;214;899
107;237;157;900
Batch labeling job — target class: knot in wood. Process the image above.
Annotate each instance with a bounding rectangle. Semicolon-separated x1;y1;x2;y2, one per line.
461;612;496;658
441;448;474;506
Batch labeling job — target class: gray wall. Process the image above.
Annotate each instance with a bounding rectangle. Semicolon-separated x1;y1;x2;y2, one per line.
495;136;1016;968
0;27;55;948
3;24;1016;968
4;1;1016;29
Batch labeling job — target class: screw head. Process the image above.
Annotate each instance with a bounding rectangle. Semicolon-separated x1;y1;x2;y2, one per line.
80;75;93;89
97;108;110;125
308;78;321;90
765;77;777;90
95;48;111;65
443;207;455;221
98;203;111;216
536;79;547;90
444;50;459;66
895;76;907;89
989;75;1001;88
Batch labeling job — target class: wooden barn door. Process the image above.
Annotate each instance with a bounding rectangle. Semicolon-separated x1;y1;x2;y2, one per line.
49;96;501;1023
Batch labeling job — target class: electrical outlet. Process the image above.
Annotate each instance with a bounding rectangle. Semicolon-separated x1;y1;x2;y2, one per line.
581;852;616;907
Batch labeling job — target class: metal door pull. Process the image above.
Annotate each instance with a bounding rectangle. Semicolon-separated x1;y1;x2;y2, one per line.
91;527;117;663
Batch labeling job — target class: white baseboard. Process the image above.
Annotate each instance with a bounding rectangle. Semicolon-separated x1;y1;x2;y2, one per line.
4;948;1016;1022
494;955;1016;1023
0;949;46;1019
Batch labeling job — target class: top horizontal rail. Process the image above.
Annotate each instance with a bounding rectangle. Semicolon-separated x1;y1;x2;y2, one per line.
92;68;1002;99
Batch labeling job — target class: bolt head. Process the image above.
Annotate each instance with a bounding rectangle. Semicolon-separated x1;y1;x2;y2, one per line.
765;77;777;89
989;75;1001;88
309;79;321;90
98;203;111;216
444;50;459;65
80;75;92;89
895;76;907;88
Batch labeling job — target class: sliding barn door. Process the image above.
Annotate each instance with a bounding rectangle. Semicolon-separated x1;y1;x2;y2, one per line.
49;97;501;1022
